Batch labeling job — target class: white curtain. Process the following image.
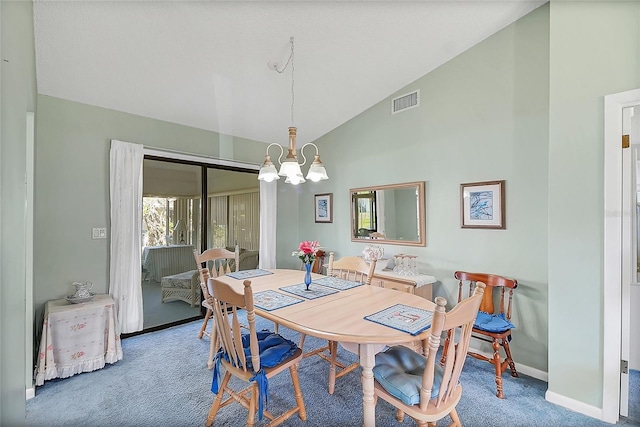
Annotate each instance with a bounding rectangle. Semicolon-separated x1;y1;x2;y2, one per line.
229;192;259;251
259;181;277;268
109;140;144;333
209;195;228;248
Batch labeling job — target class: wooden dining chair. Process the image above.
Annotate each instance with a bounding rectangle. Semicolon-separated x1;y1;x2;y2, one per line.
299;252;377;395
206;278;306;427
373;283;486;426
193;246;239;369
440;271;518;398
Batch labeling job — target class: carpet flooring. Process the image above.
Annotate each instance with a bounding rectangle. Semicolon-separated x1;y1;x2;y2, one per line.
630;369;640;423
26;316;638;427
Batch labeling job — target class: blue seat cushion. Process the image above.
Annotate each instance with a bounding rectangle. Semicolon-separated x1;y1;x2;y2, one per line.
474;312;515;333
373;346;443;406
240;330;298;369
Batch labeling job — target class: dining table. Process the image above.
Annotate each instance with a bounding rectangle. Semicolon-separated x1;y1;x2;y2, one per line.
211;268;436;427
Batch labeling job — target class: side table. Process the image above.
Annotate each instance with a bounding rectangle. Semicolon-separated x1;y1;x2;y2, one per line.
35;293;123;386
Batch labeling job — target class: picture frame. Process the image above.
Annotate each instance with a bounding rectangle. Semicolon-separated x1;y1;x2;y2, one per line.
460;180;505;229
314;193;333;223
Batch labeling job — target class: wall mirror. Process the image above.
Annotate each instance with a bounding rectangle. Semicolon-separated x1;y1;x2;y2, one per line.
350;181;426;246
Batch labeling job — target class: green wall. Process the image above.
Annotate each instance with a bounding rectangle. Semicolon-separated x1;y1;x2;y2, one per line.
1;0;36;424
34;96;266;313
548;0;640;408
276;5;551;374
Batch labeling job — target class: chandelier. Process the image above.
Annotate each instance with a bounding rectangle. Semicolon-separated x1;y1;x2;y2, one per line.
258;37;329;185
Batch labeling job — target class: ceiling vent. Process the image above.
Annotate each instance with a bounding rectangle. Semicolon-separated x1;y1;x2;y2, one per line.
391;90;420;114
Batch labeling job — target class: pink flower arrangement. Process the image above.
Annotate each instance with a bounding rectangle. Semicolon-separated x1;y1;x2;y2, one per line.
292;240;321;264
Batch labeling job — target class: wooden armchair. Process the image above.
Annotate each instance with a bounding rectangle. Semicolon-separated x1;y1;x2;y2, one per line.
299;252;377;394
193;246;239;369
373;283;485;426
441;271;518;398
206;278;306;426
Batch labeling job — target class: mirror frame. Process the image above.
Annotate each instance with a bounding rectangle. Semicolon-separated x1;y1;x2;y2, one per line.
350;181;426;247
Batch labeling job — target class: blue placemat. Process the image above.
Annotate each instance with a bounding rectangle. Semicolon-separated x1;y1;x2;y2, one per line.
253;290;303;311
280;283;339;300
311;276;363;290
226;269;273;280
364;304;433;336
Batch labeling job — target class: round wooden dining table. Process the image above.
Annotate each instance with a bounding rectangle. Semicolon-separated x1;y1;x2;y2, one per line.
211;268;436;427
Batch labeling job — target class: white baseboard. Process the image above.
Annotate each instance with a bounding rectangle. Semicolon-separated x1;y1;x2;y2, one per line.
545;390;604;421
467;346;548;382
26;387;35;400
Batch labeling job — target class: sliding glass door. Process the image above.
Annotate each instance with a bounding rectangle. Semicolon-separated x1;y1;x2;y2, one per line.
139;158;259;331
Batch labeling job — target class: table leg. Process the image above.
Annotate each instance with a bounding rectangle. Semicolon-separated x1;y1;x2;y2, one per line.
360;343;376;427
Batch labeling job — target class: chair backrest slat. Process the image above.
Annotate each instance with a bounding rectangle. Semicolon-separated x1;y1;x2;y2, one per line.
327;252;376;285
214;301;241;370
231;306;247;371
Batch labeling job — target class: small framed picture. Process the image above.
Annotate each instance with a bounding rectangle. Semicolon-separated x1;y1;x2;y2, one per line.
460;180;505;229
314;193;333;223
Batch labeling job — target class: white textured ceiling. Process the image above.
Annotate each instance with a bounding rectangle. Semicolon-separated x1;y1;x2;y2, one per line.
33;1;545;146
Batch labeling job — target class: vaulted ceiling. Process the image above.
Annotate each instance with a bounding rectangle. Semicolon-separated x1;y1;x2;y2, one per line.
33;0;546;146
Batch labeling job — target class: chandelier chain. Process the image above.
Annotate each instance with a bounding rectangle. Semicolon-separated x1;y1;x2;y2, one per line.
291;40;295;125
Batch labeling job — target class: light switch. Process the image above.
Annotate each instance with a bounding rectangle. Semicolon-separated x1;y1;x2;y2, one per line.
92;227;107;239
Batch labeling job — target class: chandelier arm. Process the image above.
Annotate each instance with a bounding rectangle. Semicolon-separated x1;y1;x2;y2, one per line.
299;142;320;168
265;143;285;166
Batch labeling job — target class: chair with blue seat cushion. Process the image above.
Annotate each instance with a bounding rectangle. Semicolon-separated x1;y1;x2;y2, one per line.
373;283;485;426
206;278;306;426
440;271;518;399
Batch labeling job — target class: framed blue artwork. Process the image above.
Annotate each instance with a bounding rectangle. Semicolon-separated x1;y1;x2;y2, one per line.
460;180;505;229
315;193;333;223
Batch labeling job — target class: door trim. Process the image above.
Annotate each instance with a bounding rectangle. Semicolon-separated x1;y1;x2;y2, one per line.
603;88;640;423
